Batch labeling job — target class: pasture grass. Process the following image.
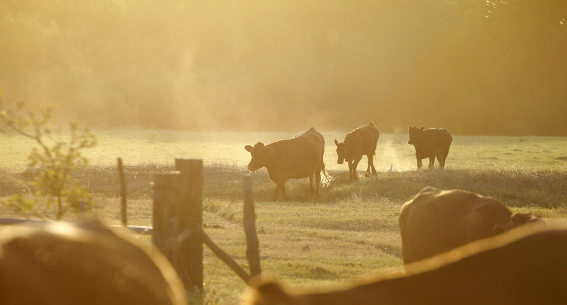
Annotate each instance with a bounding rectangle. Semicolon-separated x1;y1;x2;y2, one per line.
0;130;567;304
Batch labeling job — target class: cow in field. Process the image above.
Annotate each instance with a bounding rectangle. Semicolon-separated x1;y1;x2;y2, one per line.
334;122;380;180
399;187;544;264
407;126;452;169
242;227;567;305
245;127;328;201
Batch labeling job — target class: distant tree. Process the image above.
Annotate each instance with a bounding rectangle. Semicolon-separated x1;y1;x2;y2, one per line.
0;99;97;220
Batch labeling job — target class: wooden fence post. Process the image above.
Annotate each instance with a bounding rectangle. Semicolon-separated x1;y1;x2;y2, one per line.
243;174;261;278
152;172;181;263
117;158;127;227
175;158;204;293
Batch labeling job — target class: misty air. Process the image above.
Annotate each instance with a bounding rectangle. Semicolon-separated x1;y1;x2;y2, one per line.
0;1;566;305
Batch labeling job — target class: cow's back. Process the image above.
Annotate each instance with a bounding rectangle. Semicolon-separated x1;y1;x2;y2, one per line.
400;187;512;264
423;128;452;149
344;123;380;155
267;128;325;180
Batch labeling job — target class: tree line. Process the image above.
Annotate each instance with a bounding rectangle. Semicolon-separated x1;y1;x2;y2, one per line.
0;0;565;135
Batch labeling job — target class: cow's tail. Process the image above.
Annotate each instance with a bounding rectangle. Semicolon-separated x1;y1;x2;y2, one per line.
320;161;332;185
373;129;380;156
368;122;380;156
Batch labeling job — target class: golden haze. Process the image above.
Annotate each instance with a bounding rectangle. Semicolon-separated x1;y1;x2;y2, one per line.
0;0;565;135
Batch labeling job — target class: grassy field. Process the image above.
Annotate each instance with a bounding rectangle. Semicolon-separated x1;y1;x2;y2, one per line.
1;129;567;304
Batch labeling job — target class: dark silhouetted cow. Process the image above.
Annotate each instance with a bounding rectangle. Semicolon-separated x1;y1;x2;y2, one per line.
245;127;328;201
0;219;187;305
399;187;544;265
243;227;565;305
334;122;380;180
407;126;452;169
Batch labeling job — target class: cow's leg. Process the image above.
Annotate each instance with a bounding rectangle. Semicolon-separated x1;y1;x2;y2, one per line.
351;157;361;180
436;154;445;169
365;156;371;177
309;173;315;197
434;148;446;169
428;156;435;169
417;158;423;169
367;154;377;176
314;167;322;199
274;182;286;201
348;161;355;180
441;149;449;169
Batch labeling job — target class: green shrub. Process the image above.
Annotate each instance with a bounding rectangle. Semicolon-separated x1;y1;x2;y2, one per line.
0;100;97;219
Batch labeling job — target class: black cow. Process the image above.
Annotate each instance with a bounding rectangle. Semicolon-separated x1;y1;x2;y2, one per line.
407;126;452;169
245;127;328;201
334;122;380;180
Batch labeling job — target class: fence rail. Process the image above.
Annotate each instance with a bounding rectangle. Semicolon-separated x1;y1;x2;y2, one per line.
0;218;152;233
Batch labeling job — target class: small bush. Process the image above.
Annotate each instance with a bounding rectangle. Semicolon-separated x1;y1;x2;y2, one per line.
0;100;97;219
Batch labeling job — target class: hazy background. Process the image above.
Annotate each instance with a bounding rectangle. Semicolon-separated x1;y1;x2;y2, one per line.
1;0;565;135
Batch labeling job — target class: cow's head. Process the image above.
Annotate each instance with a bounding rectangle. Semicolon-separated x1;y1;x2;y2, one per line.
334;139;351;164
245;142;273;172
408;126;425;145
493;213;545;235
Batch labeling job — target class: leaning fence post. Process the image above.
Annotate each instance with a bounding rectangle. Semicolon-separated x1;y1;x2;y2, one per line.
175;158;204;294
199;228;252;283
243;174;261;278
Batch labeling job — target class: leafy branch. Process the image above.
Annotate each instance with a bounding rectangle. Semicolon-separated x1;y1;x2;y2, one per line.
0;100;97;220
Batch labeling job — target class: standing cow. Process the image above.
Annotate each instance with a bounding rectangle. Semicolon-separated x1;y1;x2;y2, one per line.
407;126;452;169
399;187;544;265
245;127;328;201
334;122;380;180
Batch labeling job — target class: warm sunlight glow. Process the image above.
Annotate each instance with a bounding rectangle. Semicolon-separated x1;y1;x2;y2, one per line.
0;0;565;135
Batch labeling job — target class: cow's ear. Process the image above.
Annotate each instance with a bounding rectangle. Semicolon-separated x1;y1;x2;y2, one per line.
334;139;339;146
245;145;253;152
265;147;273;155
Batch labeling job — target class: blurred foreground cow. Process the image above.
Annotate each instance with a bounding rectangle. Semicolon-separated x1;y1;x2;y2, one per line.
245;127;328;201
407;126;452;169
0;219;187;305
334;122;380;180
399;187;543;264
243;227;567;305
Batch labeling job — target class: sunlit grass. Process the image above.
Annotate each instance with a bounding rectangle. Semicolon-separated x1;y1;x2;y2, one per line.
1;130;567;304
2;130;566;171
